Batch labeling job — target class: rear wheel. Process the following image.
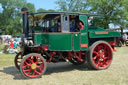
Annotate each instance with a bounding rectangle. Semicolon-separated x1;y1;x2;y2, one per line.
87;41;113;70
20;53;47;78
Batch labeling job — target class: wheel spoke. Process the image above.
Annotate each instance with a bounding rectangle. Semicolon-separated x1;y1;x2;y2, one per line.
24;69;31;72
17;61;21;63
104;57;110;60
37;66;42;71
93;51;98;55
35;70;40;75
97;61;101;67
21;54;46;78
93;55;98;60
24;61;31;65
32;70;36;76
35;57;39;64
90;42;113;69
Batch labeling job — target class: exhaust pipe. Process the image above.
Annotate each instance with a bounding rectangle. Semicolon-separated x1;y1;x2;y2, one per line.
21;8;29;37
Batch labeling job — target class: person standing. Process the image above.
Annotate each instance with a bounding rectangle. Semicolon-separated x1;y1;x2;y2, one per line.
122;33;127;46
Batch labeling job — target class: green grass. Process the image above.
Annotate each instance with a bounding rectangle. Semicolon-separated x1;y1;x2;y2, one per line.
0;46;128;85
0;45;14;67
0;44;4;50
0;53;15;68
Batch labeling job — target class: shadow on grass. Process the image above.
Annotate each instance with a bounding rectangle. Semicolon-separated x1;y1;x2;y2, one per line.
0;62;91;80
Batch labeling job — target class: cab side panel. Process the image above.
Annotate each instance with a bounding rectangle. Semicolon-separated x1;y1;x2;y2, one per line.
49;33;72;51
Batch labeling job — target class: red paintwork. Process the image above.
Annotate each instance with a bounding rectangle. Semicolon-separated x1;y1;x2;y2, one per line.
68;52;73;59
111;46;116;52
108;41;116;46
22;55;45;78
95;32;108;34
68;52;83;62
42;45;48;51
50;52;56;56
92;43;112;69
46;57;52;63
81;44;88;47
108;41;116;52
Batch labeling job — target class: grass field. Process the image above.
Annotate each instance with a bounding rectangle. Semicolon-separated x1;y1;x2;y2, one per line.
0;44;4;50
0;46;128;85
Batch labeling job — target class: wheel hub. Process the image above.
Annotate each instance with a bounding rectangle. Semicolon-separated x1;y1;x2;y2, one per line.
31;64;37;69
99;58;104;61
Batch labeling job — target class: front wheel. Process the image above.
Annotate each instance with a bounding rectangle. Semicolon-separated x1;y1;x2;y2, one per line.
20;53;47;78
87;41;113;70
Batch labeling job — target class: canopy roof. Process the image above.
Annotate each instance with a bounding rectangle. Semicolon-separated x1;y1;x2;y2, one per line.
28;11;102;19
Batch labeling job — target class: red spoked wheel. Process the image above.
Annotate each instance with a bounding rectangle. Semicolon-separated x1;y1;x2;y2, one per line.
14;52;24;70
87;41;113;70
20;53;46;78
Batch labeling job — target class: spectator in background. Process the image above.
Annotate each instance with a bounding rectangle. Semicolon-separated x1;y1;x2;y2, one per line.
0;37;2;44
122;33;127;46
14;41;18;49
10;39;14;48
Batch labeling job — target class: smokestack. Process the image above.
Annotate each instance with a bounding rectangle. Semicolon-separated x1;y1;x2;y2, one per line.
21;8;29;37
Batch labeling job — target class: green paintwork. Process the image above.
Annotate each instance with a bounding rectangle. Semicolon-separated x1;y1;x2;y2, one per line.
33;27;43;32
88;26;106;31
88;26;121;38
48;33;72;51
80;15;88;50
89;31;120;38
31;13;121;52
73;33;80;51
33;33;81;51
33;33;49;45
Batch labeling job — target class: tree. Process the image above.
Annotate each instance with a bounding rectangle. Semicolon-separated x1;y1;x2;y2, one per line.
24;3;35;13
86;0;128;29
37;8;47;12
112;0;128;29
56;0;88;12
56;0;128;29
0;0;35;36
37;8;55;12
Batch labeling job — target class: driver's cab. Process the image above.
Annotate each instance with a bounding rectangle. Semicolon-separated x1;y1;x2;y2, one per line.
28;12;88;51
29;14;85;33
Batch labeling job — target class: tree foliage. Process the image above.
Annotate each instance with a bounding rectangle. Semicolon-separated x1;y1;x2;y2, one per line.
86;0;128;29
37;8;55;12
56;0;88;12
0;0;35;36
56;0;128;29
0;0;128;36
37;8;47;12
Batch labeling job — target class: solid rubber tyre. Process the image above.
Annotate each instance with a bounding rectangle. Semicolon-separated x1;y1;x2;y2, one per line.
20;53;47;78
87;41;113;70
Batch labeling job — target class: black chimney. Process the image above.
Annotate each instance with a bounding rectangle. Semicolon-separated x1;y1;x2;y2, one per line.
21;8;29;37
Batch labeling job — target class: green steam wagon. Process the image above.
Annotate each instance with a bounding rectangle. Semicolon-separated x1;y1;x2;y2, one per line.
14;8;120;78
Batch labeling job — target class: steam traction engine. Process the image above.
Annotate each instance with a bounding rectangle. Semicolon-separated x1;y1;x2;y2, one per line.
14;8;121;78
